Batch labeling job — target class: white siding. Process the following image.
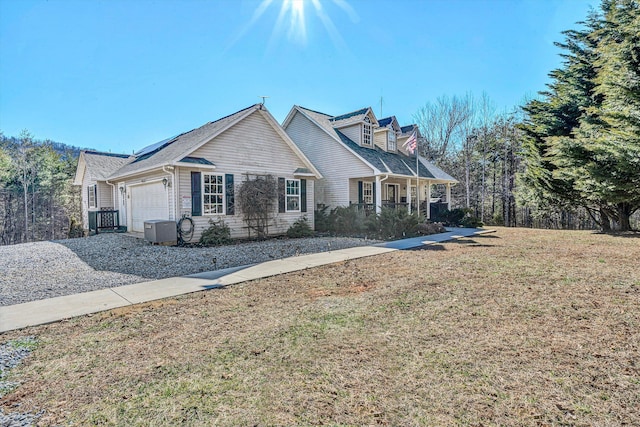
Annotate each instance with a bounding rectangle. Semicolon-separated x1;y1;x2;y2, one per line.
175;110;316;241
80;168;93;230
284;111;373;210
79;170;116;230
373;129;387;150
97;183;114;209
339;123;362;146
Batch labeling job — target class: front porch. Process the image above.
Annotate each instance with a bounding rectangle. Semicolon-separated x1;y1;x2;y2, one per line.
350;176;451;218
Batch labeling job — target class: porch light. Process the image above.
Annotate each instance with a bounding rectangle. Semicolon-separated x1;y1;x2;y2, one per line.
162;177;168;189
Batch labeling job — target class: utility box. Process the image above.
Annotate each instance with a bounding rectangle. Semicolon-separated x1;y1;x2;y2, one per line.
144;220;177;244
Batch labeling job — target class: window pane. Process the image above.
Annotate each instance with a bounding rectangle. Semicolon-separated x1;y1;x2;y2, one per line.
287;196;299;211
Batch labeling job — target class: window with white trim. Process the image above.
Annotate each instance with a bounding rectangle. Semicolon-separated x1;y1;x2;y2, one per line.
286;179;300;212
388;129;397;151
88;185;97;208
203;173;225;214
362;116;372;147
362;182;373;204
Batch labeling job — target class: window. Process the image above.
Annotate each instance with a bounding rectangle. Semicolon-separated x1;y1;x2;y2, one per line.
286;179;300;212
387;129;397;151
203;173;225;214
88;185;97;208
362;116;372;146
362;182;373;204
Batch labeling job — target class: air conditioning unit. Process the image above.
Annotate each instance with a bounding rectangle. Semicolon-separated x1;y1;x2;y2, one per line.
144;220;177;244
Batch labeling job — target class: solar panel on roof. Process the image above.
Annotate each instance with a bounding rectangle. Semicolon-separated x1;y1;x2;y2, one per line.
134;134;180;157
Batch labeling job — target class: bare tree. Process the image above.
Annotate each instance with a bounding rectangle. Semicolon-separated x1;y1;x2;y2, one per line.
413;94;474;161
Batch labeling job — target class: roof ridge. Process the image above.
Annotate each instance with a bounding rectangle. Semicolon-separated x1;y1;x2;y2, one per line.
329;107;369;122
83;150;130;159
297;105;333;117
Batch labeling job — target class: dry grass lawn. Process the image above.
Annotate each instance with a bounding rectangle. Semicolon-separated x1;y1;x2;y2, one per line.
2;227;639;426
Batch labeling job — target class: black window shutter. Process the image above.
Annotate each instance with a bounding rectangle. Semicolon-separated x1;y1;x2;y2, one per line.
191;172;202;216
225;173;234;215
372;182;376;206
358;181;363;204
300;179;307;213
278;177;285;213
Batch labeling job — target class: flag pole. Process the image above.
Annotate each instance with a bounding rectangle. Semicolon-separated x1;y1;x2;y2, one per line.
415;132;420;218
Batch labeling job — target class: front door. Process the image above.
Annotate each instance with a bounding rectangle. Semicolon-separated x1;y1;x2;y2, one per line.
386;184;397;204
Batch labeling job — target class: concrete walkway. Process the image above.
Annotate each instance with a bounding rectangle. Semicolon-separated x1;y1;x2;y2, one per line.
0;228;494;333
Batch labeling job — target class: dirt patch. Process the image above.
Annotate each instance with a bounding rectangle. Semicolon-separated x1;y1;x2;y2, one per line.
2;227;639;426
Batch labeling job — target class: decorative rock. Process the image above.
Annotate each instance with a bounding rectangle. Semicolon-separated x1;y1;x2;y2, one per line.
0;234;381;306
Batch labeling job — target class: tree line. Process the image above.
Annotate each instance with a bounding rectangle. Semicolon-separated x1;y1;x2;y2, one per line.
0;130;82;245
414;0;639;231
1;1;637;245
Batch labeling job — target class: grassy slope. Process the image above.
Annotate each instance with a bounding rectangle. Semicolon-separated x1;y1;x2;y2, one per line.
2;227;639;426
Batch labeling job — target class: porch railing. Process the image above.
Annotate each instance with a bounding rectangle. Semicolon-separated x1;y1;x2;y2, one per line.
88;210;123;234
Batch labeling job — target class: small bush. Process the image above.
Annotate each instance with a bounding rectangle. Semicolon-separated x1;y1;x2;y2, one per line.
314;206;331;232
287;216;315;238
432;208;483;228
328;205;366;236
199;218;232;246
418;222;447;235
366;207;422;240
67;217;84;239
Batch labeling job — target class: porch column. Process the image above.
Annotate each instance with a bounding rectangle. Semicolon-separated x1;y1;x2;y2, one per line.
406;178;412;214
375;175;382;214
446;183;451;210
426;182;431;219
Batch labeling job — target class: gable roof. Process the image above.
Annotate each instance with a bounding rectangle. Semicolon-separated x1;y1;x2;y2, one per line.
75;104;321;184
401;124;418;135
288;105;456;183
73;150;132;185
110;105;258;178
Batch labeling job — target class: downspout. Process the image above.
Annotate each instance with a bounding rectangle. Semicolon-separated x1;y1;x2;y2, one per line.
105;180;116;210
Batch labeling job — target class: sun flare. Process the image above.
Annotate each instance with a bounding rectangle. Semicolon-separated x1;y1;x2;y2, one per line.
227;0;358;52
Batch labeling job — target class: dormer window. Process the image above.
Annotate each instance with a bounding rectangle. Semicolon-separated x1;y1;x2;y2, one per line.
388;129;397;151
362;116;372;147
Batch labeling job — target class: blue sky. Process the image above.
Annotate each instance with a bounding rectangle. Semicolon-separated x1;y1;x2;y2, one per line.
1;0;595;154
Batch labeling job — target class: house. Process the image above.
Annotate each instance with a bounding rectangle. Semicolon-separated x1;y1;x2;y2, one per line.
73;104;321;240
282;105;457;217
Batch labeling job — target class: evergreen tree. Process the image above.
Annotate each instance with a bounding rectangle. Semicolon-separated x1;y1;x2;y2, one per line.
521;1;639;231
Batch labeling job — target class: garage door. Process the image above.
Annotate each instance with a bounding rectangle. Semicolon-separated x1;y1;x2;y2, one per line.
130;182;169;232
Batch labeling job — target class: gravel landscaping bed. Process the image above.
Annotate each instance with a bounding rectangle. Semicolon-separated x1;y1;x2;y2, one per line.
0;233;381;306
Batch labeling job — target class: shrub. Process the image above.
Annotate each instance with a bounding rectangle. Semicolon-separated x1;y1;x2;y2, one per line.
432;208;483;228
366;207;422;240
418;222;447;235
199;218;232;246
314;205;331;232
286;216;315;238
328;205;366;236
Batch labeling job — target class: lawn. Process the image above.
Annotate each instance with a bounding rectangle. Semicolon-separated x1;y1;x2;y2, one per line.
2;227;639;426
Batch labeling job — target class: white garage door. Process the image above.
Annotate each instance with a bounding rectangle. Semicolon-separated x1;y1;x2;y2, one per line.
130;182;169;232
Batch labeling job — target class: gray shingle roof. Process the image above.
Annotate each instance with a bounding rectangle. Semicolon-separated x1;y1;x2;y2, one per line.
297;106;456;182
83;151;132;180
179;156;215;166
329;108;369;122
108;104;257;178
378;117;393;127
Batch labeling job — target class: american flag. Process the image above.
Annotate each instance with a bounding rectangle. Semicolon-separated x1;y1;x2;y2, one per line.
403;131;417;154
